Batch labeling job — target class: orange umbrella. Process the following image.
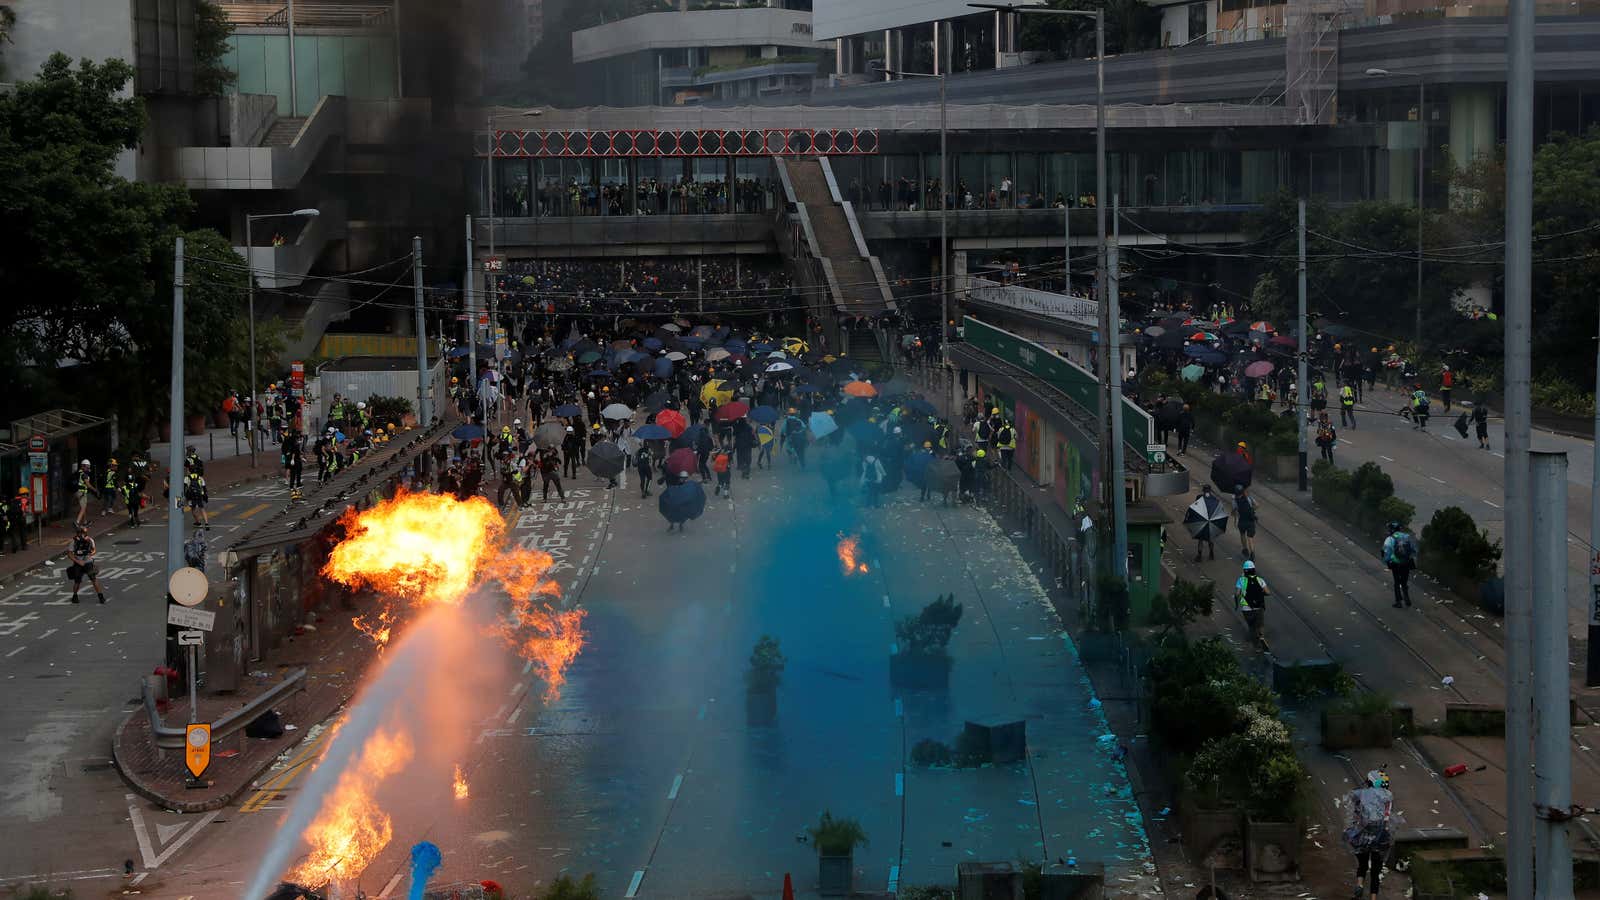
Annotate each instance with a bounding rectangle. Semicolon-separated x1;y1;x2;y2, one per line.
843;381;878;398
655;409;687;438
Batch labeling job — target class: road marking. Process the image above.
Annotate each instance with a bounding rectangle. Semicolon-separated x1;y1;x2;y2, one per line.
888;865;901;893
127;795;218;870
522;658;534;675
894;773;904;796
6;647;23;658
510;681;526;696
882;594;890;608
240;729;332;813
697;702;707;721
377;872;405;898
1484;500;1501;509
238;503;272;520
1379;455;1394;462
39;628;56;640
508;706;524;725
625;870;645;897
668;774;683;800
1430;476;1447;484
68;612;85;623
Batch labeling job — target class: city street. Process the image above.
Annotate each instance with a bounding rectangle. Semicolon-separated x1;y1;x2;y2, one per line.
108;467;1157;898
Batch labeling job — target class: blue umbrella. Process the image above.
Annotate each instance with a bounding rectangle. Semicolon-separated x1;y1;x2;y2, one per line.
553;404;582;417
1184;345;1227;365
673;424;706;448
587;369;613;379
847;420;881;449
794;384;821;394
749;405;780;425
643;337;664;351
808;411;838;439
653;357;674;378
633;423;671;441
451;423;485;440
447;347;471;359
615;350;644;365
902;398;938;417
750;342;774;353
659;481;707;524
905;448;936;488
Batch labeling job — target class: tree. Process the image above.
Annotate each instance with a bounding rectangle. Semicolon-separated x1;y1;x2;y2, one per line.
193;0;238;95
1017;0;1162;60
0;5;16;79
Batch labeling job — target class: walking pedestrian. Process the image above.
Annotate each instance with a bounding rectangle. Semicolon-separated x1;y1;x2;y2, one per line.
1235;486;1258;560
712;445;733;497
1472;404;1490;449
100;458;120;516
1382;521;1417;608
860;454;886;508
1409;385;1430;430
995;420;1016;470
1176;404;1194;454
1439;365;1453;412
6;488;29;552
1235;559;1269;647
1344;769;1396;899
538;449;566;502
561;426;584;478
1316;416;1338;463
74;460;95;527
1193;484;1218;562
636;448;654;498
1339;384;1357;428
66;525;107;604
183;471;210;529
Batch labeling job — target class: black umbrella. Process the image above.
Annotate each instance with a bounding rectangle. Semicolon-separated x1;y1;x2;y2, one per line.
1155;331;1187;350
644;389;673;413
927;458;961;494
659;481;707;524
1184;493;1230;540
1453;411;1470;438
1210;452;1254;494
1155;399;1184;428
586;441;626;479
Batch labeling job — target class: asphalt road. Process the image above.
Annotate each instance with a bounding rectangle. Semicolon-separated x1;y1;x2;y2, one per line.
129;461;1160;898
0;479;290;892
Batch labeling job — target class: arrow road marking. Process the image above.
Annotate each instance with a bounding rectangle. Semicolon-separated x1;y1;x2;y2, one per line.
127;794;220;871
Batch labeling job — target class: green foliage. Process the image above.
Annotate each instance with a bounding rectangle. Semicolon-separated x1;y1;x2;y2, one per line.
1249;271;1290;327
1375;496;1416;532
909;738;953;767
1330;689;1395;719
1185;703;1305;817
808;811;869;856
0;5;15;79
1147;637;1275;755
898;887;954;900
1421;506;1502;583
1349;461;1395;505
896;594;963;655
1531;372;1593;416
1150;577;1215;640
1016;0;1162;60
536;874;600;900
193;0;237;95
1311;459;1413;536
746;634;785;692
365;394;413;426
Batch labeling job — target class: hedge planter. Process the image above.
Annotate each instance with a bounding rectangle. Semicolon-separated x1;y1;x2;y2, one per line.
746;688;777;725
1320;709;1393;750
1180;802;1244;866
1245;815;1302;882
1261;453;1300;483
890;651;950;689
818;854;852;895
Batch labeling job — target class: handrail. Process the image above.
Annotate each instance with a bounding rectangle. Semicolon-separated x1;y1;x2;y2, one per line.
142;668;308;750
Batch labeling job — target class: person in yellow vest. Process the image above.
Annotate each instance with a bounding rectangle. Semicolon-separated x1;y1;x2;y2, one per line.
1340;384;1357;428
995;420;1018;470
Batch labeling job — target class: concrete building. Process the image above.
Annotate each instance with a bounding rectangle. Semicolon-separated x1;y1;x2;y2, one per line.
570;1;830;105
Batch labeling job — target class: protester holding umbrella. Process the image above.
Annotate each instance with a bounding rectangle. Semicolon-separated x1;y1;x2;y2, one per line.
1184;484;1228;562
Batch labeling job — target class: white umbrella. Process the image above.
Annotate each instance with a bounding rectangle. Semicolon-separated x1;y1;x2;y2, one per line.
666;351;688;361
705;348;731;362
1183;494;1230;540
661;323;683;333
601;403;633;420
765;361;795;373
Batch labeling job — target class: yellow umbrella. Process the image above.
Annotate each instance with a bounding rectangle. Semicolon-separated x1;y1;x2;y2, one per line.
700;379;734;405
781;337;810;355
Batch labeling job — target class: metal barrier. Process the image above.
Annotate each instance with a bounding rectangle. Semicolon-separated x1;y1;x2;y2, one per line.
141;667;308;750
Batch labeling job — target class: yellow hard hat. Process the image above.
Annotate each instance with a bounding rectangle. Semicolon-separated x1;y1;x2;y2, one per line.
976;449;987;458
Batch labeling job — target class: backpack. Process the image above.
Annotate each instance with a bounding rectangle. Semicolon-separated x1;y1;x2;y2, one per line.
1389;533;1416;565
1243;575;1265;608
713;453;730;474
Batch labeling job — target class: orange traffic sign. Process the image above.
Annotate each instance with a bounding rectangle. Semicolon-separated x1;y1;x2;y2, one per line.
185;724;211;779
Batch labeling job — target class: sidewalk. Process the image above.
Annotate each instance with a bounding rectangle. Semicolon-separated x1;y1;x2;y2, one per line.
0;447;277;588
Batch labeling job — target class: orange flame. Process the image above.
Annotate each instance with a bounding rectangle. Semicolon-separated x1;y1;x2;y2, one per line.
288;728;413;887
453;763;470;800
837;534;870;575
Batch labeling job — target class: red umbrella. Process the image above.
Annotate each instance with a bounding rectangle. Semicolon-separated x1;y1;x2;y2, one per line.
715;400;750;421
656;408;687;437
1244;360;1275;378
665;447;698;476
1269;334;1297;348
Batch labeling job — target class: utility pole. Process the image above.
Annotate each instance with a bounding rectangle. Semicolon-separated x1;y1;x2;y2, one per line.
1092;9;1110;571
465;215;477;404
1063;198;1070;295
1297;199;1309;491
1107;197;1127;580
1531;450;1573;898
1503;0;1535;891
413;236;430;425
1589;315;1600;686
167;237;186;578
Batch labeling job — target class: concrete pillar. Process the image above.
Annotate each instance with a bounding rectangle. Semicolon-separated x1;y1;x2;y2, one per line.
835;38;844;75
933;20;941;75
884;29;893;79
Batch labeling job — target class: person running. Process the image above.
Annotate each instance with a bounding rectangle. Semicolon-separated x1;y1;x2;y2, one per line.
1235;486;1258;560
1316;415;1338;463
1409;385;1430;430
1339;384;1357;428
712;444;733;497
860;454;886;508
1439;365;1453;412
1472;403;1491;449
1382;521;1418;608
1235;559;1269;647
183;471;210;529
636;448;654;498
66;525;107;604
1344;769;1396;899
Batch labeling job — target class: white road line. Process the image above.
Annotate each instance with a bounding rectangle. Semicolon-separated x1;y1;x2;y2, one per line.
127;796;158;869
1379;455;1395;462
39;628;56;640
507;706;523;725
1484;500;1502;509
1430;476;1447;484
668;773;683;800
882;595;889;608
625;870;646;897
68;612;85;623
893;698;903;718
696;702;707;721
6;646;23;658
888;865;901;893
894;773;904;796
494;703;508;720
510;681;526;696
377;871;405;898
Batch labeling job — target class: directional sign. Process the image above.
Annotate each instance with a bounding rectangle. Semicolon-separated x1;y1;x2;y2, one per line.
483;256;503;272
177;630;205;647
168;567;208;607
167;605;216;632
27;435;45;453
185;724;211;779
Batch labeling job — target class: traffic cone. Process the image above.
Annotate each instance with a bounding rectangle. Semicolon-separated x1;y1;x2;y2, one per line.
782;872;794;900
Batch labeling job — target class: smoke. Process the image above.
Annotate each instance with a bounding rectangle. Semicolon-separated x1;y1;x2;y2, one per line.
407;841;443;900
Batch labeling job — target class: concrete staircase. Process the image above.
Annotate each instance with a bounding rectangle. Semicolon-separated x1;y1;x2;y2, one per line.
262;116;307;147
785;157;890;318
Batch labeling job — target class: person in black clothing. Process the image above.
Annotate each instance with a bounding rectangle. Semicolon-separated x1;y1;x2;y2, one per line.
538;449;566;501
636;448;654;498
561;426;584;479
5;490;27;552
67;526;106;604
695;426;715;482
1472;404;1490;450
733;418;755;479
458;459;483;501
1176;404;1195;454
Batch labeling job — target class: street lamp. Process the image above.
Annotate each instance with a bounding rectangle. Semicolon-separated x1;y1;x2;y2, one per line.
1365;67;1426;352
876;59;952;415
485;108;542;361
973;2;1120;579
244;207;320;467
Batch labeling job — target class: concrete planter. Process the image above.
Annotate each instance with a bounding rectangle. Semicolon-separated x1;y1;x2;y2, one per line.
1320;710;1393;750
184;414;208;436
745;687;777;725
1180;803;1244;865
1261;453;1300;483
890;652;950;689
1245;815;1302;882
818;853;853;895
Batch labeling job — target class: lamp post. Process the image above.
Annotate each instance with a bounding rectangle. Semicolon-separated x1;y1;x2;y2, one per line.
243;208;320;467
877;58;950;412
484;108;543;362
974;2;1115;574
1365;68;1426;352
